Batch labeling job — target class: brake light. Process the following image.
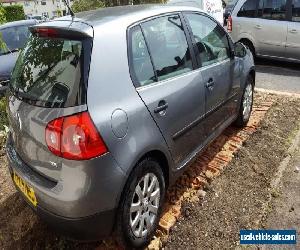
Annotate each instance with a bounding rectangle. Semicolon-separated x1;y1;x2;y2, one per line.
45;112;108;160
227;16;232;32
34;27;58;38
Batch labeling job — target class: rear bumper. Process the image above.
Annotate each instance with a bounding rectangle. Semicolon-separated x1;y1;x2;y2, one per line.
37;205;116;240
6;134;127;239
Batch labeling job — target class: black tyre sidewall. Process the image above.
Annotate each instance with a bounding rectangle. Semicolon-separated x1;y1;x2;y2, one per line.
236;76;254;127
117;158;165;249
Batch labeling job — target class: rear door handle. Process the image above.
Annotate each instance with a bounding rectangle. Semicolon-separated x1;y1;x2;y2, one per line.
154;100;169;114
206;78;215;91
255;25;262;29
290;29;297;34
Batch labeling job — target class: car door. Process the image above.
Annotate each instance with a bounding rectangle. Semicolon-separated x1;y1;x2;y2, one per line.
129;14;207;167
285;0;300;61
254;0;288;58
184;13;239;137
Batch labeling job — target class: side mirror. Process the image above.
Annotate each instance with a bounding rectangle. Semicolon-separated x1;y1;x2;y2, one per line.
234;42;247;58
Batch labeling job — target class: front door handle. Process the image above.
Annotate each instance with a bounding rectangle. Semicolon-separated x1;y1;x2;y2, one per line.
154;100;169;114
206;78;215;91
290;29;297;34
255;25;262;29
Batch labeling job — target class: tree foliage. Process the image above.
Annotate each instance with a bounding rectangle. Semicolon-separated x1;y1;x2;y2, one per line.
72;0;166;13
3;5;25;22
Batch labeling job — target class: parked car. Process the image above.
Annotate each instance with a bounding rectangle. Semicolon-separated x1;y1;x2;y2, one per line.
6;5;255;248
228;0;300;63
0;19;38;96
223;0;238;25
167;0;224;24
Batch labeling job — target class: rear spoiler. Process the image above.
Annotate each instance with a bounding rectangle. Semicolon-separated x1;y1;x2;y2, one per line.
29;23;93;40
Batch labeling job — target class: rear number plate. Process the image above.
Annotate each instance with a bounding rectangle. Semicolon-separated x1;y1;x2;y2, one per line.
13;171;38;207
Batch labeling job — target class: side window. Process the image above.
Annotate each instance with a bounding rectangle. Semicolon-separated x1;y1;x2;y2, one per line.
141;15;193;82
185;13;230;67
292;0;300;21
237;0;258;18
257;0;286;20
129;26;156;87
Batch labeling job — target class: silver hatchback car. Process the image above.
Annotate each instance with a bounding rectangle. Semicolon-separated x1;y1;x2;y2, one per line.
229;0;300;63
6;5;255;248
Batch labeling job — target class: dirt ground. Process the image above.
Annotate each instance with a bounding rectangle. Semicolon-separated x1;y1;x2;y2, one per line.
165;96;300;250
0;94;300;250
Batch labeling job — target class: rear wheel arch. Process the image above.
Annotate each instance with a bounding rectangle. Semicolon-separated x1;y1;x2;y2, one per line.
135;150;170;189
239;38;256;57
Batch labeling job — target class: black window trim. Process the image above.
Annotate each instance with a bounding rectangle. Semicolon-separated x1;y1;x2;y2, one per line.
127;11;198;88
182;10;235;69
238;0;290;21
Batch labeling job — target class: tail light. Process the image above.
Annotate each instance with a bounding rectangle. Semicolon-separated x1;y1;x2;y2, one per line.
46;112;108;160
227;16;232;32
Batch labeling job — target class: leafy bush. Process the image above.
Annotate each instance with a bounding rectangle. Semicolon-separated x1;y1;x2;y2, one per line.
0;98;8;131
0;5;6;24
3;5;25;22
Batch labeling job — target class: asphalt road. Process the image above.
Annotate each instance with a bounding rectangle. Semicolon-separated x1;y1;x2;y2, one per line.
255;58;300;94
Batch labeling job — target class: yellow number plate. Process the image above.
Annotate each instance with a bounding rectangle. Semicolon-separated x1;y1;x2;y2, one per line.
13;172;38;207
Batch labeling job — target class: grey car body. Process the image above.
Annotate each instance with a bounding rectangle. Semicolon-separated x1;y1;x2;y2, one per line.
0;19;38;94
229;0;300;63
6;4;255;247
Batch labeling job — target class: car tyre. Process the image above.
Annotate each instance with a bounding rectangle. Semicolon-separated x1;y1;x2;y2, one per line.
235;76;254;127
116;158;165;249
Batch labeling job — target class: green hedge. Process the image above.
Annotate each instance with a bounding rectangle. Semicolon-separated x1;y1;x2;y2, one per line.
0;5;6;24
0;98;8;131
3;5;25;22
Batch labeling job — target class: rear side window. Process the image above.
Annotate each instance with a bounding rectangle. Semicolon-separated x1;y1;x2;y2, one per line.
257;0;287;20
185;13;230;66
237;0;258;17
292;0;300;21
129;26;156;87
141;15;193;82
10;34;92;108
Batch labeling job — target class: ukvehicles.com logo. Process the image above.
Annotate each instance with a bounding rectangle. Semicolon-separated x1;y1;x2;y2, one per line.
240;230;297;245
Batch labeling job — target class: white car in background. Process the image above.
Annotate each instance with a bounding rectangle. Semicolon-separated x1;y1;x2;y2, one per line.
167;0;224;24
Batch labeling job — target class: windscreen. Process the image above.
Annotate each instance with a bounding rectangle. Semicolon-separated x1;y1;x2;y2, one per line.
10;34;91;108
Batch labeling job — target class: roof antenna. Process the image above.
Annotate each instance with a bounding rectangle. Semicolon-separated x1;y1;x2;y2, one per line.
62;0;75;17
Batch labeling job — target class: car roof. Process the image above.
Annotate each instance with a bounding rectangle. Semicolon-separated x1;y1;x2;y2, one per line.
0;19;38;30
58;4;203;27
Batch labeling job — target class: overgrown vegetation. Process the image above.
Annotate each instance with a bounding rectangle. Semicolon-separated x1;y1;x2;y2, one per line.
0;98;8;131
72;0;166;13
2;5;25;22
0;4;6;25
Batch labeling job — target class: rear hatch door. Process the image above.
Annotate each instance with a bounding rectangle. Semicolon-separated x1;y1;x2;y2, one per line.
7;21;93;182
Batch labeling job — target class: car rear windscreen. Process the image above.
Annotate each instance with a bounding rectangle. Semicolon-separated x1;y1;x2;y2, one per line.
10;34;92;108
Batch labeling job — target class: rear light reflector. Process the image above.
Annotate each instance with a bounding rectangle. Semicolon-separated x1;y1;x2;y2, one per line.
227;16;232;32
46;112;108;160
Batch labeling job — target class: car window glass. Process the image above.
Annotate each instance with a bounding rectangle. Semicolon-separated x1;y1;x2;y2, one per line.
257;0;286;20
292;0;300;21
141;15;193;82
130;26;156;87
237;0;258;17
185;13;230;67
0;25;30;55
